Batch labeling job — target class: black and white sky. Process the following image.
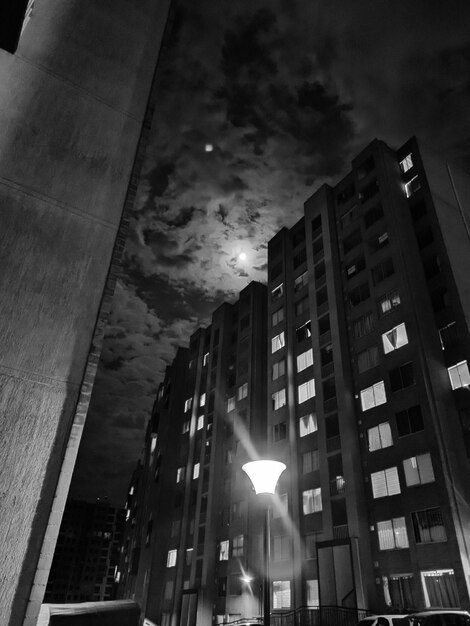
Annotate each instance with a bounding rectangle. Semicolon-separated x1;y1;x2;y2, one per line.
69;0;470;505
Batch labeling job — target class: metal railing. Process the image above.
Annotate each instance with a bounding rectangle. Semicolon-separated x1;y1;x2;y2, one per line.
270;605;372;626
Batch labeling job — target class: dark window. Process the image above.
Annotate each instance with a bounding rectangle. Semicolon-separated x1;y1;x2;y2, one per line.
296;320;312;342
271;283;284;301
321;344;333;366
323;378;336;400
343;229;362;255
218;577;227;596
364;204;384;229
410;200;427;221
315;262;325;281
396;405;424;436
240;314;250;330
350;282;370;307
270;261;283;281
372;258;394;284
318;315;330;336
360;179;379;202
423;255;441;280
313;237;324;256
389;362;415;392
431;288;449;312
357;156;375;180
412;508;446;543
316;286;328;307
416;227;434;250
311;215;322;236
353;311;375;337
337;183;355;205
293;248;307;268
272;307;284;327
293;226;305;248
213;329;220;345
357;345;380;373
295;296;309;316
273;422;287;442
346;256;366;279
339;205;358;230
326;415;339;438
370;231;389;252
294;270;309;292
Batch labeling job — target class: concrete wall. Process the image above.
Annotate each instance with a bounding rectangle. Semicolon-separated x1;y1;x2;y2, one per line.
0;0;172;624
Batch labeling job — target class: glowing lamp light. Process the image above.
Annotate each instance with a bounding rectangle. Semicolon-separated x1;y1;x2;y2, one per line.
242;460;286;495
241;575;253;583
205;143;214;152
238;252;247;262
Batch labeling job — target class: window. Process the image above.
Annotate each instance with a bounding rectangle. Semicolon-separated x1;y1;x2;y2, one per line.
350;282;370;307
193;463;200;479
337;182;355;205
167;549;177;567
389;362;415;392
176;467;185;483
321;344;333;366
360;381;386;411
396;405;424;436
273;535;290;561
364;204;384;229
238;383;248;400
343;229;361;255
400;154;413;173
272;359;286;380
182;420;190;434
272;284;284;301
303;449;319;474
273;421;287;441
412;508;446;543
299;413;317;437
358;156;375;179
371;467;401;498
184;398;192;413
297;349;314;372
377;517;409;550
421;570;459;608
303;488;322;514
240;314;250;330
357;345;380;373
346;256;366;279
199;393;206;407
219;540;229;561
294;248;307;268
368;422;392;451
272;389;287;411
403;453;434;486
416;227;434;250
272;307;284;327
378;289;401;316
203;352;209;366
298;379;315;403
305;533;317;559
272;332;285;353
405;175;421;197
197;415;204;430
186;548;194;566
448;361;470;389
296;320;312;342
231;534;244;557
270;261;283;281
227;396;235;412
294;271;308;292
360;179;379;202
318;315;330;336
273;581;291;609
306;580;319;607
382;323;408;353
316;286;328;307
372;258;394;284
273;493;288;519
353;312;375;338
372;231;389;251
295;296;309;316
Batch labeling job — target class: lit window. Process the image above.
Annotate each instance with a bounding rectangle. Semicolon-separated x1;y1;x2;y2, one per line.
294;270;308;292
184;398;192;413
273;421;287;442
403;453;434;486
377;517;409;550
231;534;244;557
197;415;204;430
299;413;317;437
219;540;229;561
368;422;393;451
272;359;286;380
371;467;400;498
382;323;408;353
167;549;177;567
448;361;470;389
378;289;401;316
272;332;285;353
360;381;386;411
150;435;157;454
238;382;248;400
188;359;194;369
297;349;314;372
298;379;315;403
203;352;209;366
303;488;322;514
176;467;185;483
182;420;190;434
273;581;291;609
306;580;319;607
227;396;235;412
400;154;413;173
186;548;194;565
199;393;206;407
273;535;290;561
193;463;200;479
296;320;312;342
272;307;284;327
272;389;287;410
412;508;447;544
272;284;284;301
405;175;421;198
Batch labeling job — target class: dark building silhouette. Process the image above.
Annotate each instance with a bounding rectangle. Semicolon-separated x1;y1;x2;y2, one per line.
118;138;470;625
44;500;125;603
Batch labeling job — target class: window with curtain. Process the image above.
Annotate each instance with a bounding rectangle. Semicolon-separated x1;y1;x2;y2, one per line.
273;581;291;609
382;323;408;353
367;422;392;451
360;381;387;411
412;508;446;543
371;467;400;498
377;517;409;550
299;413;317;437
403;453;434;486
421;569;459;608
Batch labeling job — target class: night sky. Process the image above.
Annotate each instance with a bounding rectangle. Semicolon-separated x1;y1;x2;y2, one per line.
69;0;470;506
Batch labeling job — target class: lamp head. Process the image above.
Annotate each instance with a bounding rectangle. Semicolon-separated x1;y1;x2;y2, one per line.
242;460;286;495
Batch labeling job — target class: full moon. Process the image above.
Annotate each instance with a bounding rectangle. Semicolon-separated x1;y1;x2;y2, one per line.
238;252;247;261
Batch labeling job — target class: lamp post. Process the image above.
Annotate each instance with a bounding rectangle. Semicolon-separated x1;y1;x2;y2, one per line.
242;460;286;626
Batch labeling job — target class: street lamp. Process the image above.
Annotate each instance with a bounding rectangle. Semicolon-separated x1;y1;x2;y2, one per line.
242;460;286;626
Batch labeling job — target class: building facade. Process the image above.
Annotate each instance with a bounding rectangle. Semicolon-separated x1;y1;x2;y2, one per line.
0;1;172;624
119;138;470;625
44;500;125;603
